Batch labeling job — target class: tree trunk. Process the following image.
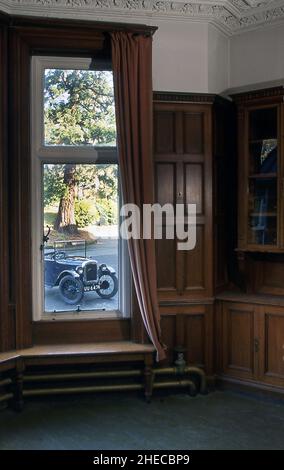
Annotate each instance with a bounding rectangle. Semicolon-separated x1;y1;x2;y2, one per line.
54;164;78;234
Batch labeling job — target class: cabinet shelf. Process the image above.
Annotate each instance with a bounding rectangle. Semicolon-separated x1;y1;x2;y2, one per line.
249;139;277;144
249;173;277;179
249;212;277;217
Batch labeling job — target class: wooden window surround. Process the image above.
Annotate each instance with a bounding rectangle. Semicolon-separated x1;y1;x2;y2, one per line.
0;14;155;351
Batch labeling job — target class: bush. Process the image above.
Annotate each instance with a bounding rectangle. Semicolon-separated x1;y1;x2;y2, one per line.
75;200;96;228
96;199;118;225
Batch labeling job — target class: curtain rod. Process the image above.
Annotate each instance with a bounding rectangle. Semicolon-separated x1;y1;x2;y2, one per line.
3;13;158;36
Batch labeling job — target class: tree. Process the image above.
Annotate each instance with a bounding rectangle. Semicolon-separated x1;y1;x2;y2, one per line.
44;69;116;146
44;69;116;233
53;164;77;234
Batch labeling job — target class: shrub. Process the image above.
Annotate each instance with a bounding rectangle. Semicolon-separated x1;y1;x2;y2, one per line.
96;199;118;225
75;200;96;228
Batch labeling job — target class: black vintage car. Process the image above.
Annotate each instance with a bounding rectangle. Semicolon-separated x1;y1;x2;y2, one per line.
44;240;118;305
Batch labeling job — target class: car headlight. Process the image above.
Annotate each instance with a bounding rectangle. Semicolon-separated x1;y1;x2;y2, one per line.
76;267;84;275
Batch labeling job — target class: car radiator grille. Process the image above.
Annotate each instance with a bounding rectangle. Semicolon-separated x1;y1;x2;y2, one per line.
84;263;97;282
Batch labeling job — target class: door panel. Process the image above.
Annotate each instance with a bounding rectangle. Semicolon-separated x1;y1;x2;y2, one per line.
156;238;176;290
156;163;176;206
185;163;204;215
184;225;205;291
222;302;256;379
258;305;284;387
154;111;176;155
183;112;204;155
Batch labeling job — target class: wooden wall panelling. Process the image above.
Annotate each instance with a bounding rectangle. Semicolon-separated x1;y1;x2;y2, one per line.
258;305;284;387
154;100;213;300
281;102;284;250
33;319;131;345
160;305;213;373
252;255;284;296
0;21;14;352
222;301;256;380
213;100;232;292
9;28;33;349
160;314;176;365
214;300;223;374
153;93;231;374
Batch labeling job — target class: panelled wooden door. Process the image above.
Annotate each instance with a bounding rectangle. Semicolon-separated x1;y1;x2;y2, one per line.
154;102;213;300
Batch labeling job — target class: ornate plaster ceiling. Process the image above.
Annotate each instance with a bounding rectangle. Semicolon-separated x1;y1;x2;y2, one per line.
1;0;284;35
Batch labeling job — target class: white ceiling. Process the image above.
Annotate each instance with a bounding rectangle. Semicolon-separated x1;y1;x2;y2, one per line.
1;0;284;35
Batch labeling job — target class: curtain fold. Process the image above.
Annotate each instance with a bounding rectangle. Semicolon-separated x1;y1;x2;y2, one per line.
111;31;166;361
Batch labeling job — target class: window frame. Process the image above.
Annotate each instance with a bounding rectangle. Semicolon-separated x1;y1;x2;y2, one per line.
31;55;131;322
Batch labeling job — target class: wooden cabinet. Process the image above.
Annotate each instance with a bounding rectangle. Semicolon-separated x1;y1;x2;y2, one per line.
233;87;284;253
219;299;284;390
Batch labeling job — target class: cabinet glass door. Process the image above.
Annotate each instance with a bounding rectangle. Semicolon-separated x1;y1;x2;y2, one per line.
247;107;278;246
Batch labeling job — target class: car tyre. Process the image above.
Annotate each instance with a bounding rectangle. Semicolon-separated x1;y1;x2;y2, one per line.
58;275;84;305
97;273;118;299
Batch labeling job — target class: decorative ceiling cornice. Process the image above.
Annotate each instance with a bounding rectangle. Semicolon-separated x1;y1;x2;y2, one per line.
1;0;284;35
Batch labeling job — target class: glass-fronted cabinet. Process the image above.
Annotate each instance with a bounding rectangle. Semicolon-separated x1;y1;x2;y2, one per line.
234;88;284;252
248;107;278;247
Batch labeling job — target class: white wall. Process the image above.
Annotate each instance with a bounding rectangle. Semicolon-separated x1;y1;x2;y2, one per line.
230;24;284;89
152;21;229;94
207;24;229;94
152;20;209;93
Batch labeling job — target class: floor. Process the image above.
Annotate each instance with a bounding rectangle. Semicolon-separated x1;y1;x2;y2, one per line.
0;390;284;450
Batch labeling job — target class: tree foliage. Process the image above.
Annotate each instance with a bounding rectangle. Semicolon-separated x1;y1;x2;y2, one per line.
43;69;118;233
44;69;116;146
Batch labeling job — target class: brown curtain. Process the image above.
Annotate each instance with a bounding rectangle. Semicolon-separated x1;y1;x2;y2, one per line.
111;31;166;361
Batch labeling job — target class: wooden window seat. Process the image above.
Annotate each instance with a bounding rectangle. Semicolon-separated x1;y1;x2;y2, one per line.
0;342;155;410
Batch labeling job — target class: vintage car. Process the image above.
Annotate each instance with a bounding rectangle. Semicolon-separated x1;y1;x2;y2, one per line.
44;240;118;305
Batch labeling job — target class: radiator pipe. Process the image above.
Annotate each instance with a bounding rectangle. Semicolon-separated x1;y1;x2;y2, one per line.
22;367;206;396
24;367;206;392
24;369;142;382
0;378;12;387
22;378;198;398
154;366;207;394
23;383;143;397
0;393;13;403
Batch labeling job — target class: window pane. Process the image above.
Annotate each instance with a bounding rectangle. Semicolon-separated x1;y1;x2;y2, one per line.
247;177;277;246
44;69;116;146
43;163;119;313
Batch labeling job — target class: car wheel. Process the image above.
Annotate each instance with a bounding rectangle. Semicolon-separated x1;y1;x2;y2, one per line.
58;275;84;305
97;273;118;299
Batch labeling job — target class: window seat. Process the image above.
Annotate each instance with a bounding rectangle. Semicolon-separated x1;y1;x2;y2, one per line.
0;341;155;410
